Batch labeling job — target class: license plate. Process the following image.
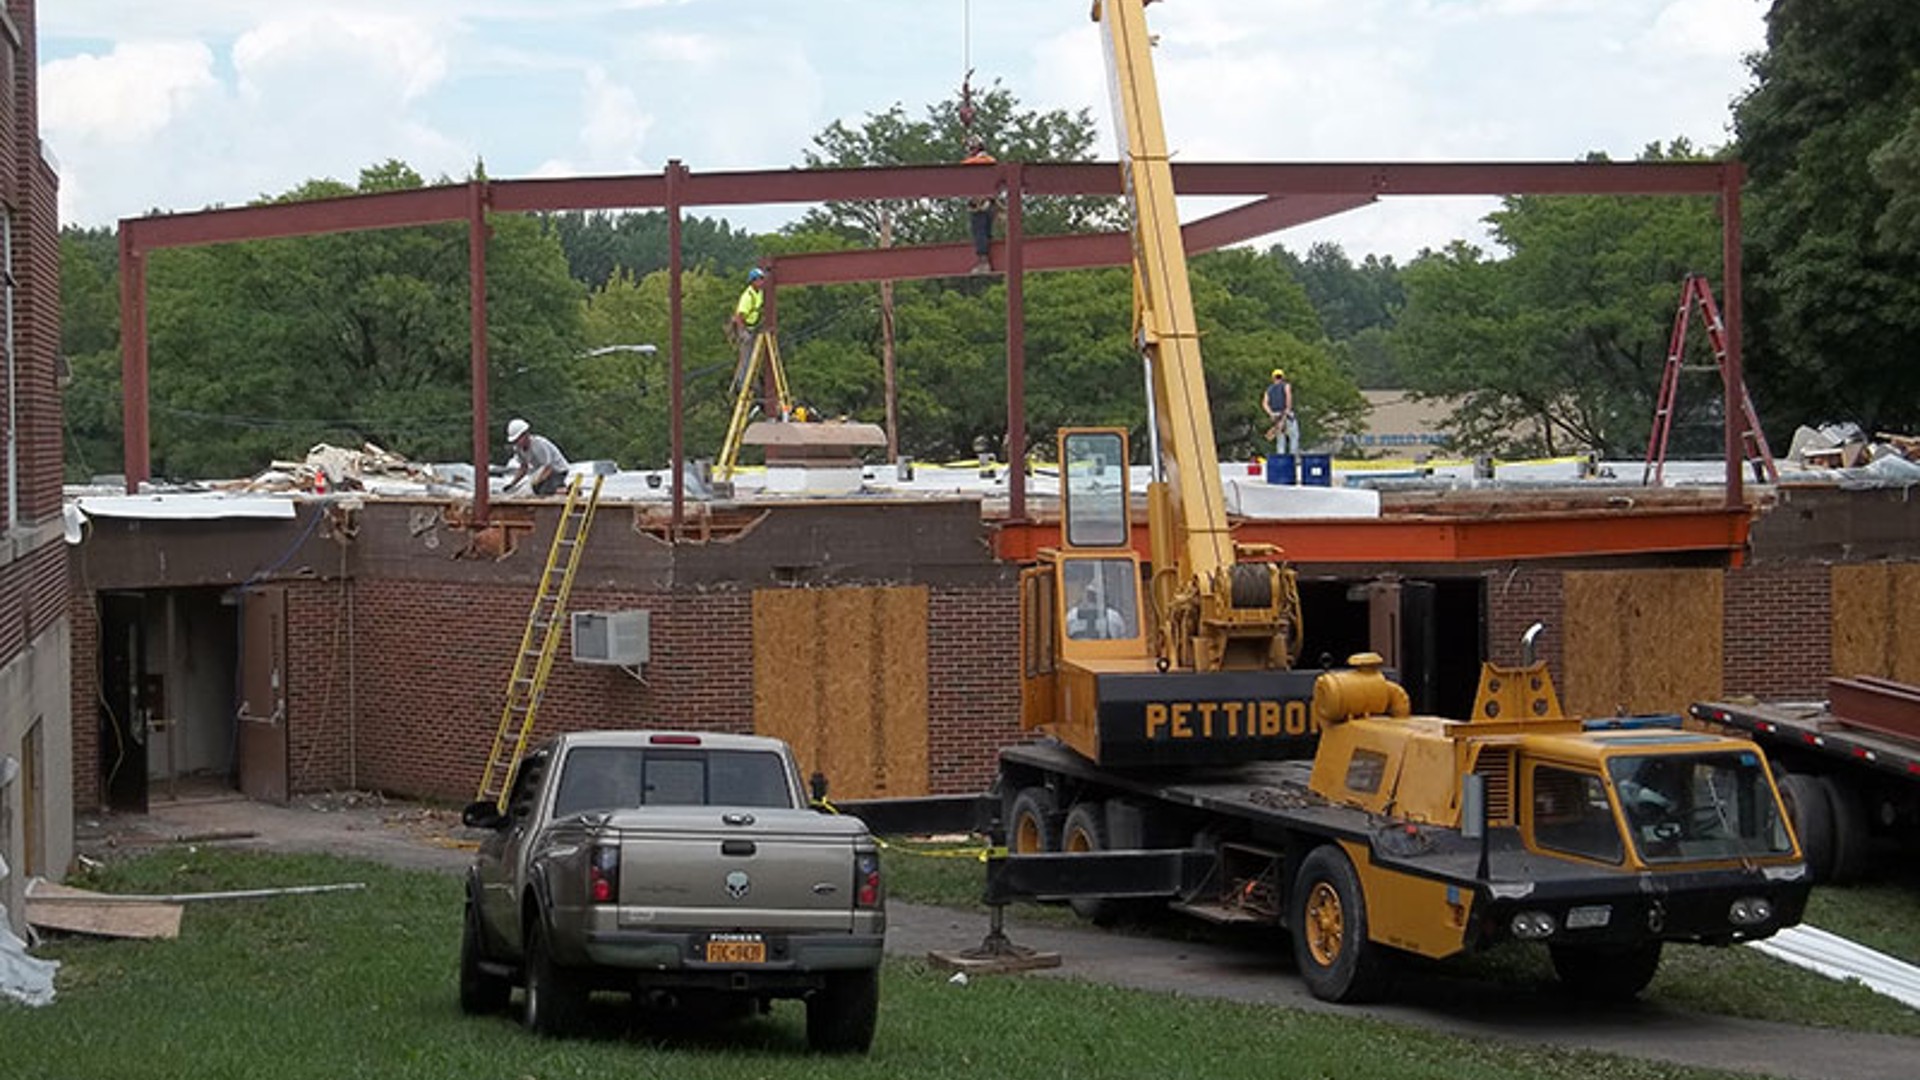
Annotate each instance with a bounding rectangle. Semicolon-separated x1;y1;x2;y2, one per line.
705;935;766;964
1566;905;1612;930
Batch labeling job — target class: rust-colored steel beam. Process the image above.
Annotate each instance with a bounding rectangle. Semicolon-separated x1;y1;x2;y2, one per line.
1828;676;1920;744
122;185;474;253
771;193;1374;287
1006;162;1028;521
469;181;493;526
119;233;148;492
990;507;1753;565
491;175;668;214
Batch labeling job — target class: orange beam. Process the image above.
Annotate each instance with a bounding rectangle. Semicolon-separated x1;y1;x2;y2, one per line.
990;508;1752;566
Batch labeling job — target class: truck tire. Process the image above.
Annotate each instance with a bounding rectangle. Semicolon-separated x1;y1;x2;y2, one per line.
1061;801;1122;925
1550;941;1662;1002
1821;775;1873;884
1290;845;1390;1003
522;917;587;1037
459;896;512;1015
1009;787;1060;854
806;967;879;1053
1777;772;1836;882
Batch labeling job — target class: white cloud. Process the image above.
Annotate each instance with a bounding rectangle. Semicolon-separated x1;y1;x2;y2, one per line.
1644;0;1768;60
41;41;218;142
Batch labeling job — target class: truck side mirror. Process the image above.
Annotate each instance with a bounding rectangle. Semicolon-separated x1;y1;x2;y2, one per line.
1462;774;1487;841
462;800;506;830
810;771;829;802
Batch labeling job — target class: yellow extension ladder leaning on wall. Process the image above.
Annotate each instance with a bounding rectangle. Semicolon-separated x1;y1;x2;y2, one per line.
476;472;605;810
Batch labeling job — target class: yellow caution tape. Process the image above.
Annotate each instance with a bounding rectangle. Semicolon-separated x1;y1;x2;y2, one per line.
815;798;1003;860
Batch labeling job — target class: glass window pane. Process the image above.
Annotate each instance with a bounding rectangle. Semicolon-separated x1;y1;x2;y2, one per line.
1609;752;1793;863
1531;765;1624;864
1062;558;1139;641
1063;431;1129;548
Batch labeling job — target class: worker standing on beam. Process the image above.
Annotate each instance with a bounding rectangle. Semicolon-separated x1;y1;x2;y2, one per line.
728;267;770;384
963;138;998;275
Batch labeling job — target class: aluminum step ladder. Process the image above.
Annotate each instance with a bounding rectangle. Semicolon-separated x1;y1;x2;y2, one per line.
476;472;604;809
1643;274;1779;486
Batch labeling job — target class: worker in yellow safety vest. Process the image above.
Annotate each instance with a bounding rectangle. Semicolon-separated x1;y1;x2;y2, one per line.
727;267;769;387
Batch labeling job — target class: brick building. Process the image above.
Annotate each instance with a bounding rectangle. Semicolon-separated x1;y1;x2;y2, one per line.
63;481;1920;815
1;0;71;933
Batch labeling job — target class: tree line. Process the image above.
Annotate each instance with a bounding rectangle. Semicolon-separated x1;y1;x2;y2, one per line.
58;9;1920;482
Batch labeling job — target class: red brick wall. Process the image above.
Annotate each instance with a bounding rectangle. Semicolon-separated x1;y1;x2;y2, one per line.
1484;566;1566;674
273;576;1027;805
927;586;1023;793
67;584;97;807
1723;563;1832;700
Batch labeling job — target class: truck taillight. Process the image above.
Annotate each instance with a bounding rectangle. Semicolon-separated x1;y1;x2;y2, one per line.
855;852;882;908
590;844;620;904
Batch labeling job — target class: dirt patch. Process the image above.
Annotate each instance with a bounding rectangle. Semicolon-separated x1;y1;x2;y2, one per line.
77;792;475;875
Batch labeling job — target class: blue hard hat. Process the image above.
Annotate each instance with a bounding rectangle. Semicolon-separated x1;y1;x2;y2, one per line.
748;268;766;282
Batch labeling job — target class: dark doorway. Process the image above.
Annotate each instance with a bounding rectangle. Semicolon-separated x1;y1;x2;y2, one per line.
99;592;149;812
1297;575;1486;718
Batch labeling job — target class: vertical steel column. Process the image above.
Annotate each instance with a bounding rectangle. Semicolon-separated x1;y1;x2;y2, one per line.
119;226;150;493
1004;161;1027;521
1721;163;1745;511
667;160;686;538
469;180;493;525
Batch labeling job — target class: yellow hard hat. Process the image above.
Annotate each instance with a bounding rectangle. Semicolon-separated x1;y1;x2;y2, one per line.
1271;368;1286;379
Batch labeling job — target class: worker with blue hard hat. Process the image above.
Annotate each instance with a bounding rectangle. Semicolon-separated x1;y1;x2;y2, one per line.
729;267;771;385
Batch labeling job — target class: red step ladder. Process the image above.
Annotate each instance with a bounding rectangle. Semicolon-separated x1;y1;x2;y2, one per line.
1643;274;1778;486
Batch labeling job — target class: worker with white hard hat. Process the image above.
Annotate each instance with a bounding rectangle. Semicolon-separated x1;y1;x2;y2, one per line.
503;417;570;496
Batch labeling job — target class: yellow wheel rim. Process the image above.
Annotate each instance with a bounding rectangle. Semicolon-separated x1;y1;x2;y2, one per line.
1065;825;1095;854
1015;813;1044;854
1305;880;1345;967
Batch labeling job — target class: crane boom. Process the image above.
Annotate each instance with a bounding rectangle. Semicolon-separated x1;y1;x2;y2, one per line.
1015;1;1304;765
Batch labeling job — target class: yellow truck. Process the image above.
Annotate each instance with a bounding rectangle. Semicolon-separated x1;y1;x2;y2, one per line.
982;0;1811;1003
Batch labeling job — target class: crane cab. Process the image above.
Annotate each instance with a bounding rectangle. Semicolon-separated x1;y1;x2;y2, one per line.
1020;429;1323;767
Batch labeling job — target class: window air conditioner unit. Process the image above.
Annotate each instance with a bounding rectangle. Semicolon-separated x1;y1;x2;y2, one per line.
571;610;650;666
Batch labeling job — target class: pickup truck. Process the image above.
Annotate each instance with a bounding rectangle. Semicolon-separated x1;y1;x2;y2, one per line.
458;730;886;1052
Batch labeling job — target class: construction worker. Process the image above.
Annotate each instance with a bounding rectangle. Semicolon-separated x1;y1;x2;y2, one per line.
728;267;769;385
1263;368;1300;456
962;138;997;274
504;418;569;496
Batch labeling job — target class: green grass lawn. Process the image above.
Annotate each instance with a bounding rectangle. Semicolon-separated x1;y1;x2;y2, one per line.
880;838;1920;1036
0;848;1770;1080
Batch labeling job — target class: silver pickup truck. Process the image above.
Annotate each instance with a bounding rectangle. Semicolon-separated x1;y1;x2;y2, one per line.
458;730;886;1052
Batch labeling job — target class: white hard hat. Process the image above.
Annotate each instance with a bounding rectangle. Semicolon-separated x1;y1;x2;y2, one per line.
505;418;529;442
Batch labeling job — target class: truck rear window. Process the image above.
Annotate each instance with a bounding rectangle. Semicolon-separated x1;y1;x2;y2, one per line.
553;747;793;816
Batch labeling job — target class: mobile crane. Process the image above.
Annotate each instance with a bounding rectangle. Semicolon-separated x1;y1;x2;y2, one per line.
981;0;1811;1003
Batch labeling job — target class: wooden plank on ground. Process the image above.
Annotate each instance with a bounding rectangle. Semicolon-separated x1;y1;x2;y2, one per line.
26;882;183;940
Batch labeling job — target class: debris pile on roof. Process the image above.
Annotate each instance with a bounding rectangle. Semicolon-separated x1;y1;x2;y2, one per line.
1786;424;1920;487
225;442;455;495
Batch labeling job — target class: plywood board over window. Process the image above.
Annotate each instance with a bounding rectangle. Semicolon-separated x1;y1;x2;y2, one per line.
752;586;929;800
1832;564;1920;684
1563;570;1723;719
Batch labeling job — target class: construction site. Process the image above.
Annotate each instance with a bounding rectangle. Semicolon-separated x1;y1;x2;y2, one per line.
11;1;1920;1073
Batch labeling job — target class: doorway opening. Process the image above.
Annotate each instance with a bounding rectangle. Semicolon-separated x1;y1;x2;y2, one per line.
97;587;244;811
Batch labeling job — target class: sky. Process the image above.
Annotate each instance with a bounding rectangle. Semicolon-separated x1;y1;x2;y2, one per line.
39;0;1769;262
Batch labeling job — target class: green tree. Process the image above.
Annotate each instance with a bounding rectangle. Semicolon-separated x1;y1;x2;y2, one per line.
61;226;124;481
544;211;758;289
798;84;1122;247
1275;242;1406;345
135;161;583;480
1735;0;1920;435
1395;147;1722;458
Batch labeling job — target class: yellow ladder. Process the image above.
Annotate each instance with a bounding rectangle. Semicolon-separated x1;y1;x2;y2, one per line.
477;472;605;809
718;330;792;481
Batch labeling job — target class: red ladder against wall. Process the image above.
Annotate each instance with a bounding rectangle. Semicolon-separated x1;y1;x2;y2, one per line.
1643;274;1779;487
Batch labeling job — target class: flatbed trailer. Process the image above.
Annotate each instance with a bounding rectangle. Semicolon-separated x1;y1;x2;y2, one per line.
1694;678;1920;883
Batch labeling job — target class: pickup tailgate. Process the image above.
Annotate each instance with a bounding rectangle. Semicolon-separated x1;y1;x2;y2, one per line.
607;807;871;932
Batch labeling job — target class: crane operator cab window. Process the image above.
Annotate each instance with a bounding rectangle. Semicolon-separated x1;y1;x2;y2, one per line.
1062;557;1140;642
1061;429;1130;549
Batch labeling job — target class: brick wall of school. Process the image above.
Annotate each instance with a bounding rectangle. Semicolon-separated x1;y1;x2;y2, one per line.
1722;563;1832;700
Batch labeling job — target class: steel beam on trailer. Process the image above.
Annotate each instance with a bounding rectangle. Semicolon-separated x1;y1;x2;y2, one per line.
1828;677;1920;745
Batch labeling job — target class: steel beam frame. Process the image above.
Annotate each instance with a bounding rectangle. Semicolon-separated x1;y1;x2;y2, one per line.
117;159;1749;530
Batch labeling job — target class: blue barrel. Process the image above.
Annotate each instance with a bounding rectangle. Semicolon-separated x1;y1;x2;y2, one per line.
1300;453;1333;487
1265;453;1297;485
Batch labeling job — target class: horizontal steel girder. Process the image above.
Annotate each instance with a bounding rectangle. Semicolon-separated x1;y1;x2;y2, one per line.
121;161;1735;254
